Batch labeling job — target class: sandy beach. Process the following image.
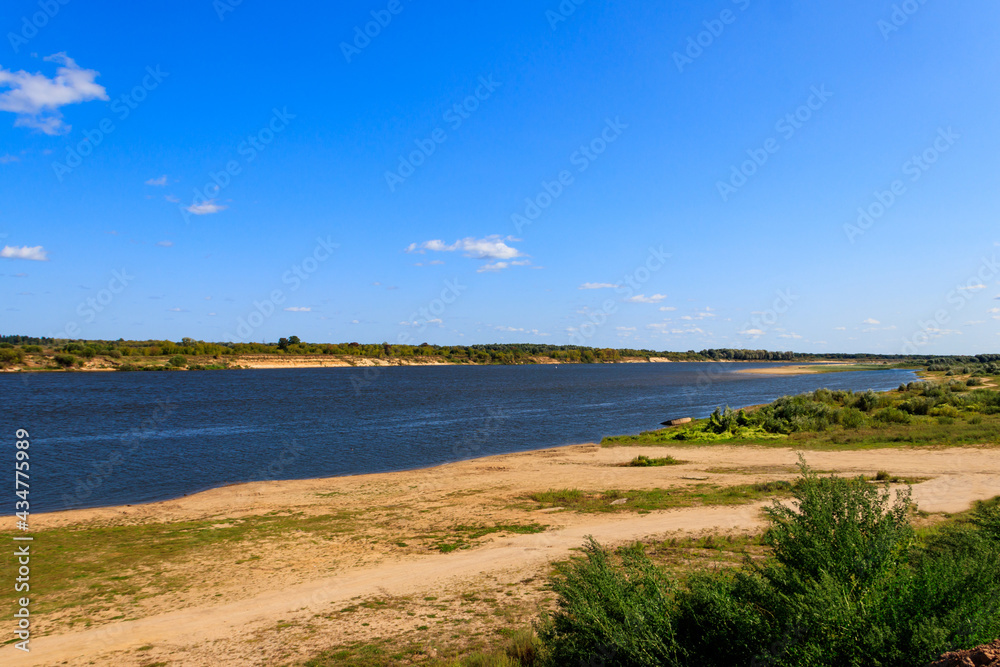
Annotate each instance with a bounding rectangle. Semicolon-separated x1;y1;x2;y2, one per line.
6;439;1000;666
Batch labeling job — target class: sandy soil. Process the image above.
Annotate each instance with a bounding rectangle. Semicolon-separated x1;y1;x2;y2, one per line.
737;363;884;376
5;440;999;666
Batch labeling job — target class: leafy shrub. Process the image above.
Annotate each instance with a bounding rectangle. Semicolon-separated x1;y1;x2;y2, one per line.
874;407;911;425
168;355;187;368
0;348;24;366
53;354;77;368
540;466;1000;667
930;404;961;418
839;407;867;429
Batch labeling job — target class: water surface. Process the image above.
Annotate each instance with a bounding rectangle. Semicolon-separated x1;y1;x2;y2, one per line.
1;363;917;512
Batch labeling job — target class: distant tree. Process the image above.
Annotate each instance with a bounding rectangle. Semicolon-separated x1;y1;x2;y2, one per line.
277;338;290;351
289;335;301;345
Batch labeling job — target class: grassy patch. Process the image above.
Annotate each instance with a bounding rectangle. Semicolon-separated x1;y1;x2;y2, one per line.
523;482;795;514
0;510;359;625
622;455;687;467
603;385;1000;451
413;523;547;553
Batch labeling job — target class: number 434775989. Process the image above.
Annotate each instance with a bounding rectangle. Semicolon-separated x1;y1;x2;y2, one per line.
15;429;29;518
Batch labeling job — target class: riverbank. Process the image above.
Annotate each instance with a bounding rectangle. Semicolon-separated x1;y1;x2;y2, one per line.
6;432;1000;665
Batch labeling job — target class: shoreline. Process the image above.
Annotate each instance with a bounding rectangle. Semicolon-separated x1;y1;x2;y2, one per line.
1;356;894;373
29;367;920;519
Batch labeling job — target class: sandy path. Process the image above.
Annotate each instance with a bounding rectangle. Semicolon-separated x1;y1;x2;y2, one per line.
4;443;999;665
4;504;765;666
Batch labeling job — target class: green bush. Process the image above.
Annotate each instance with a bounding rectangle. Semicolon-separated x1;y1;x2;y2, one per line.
54;354;76;368
873;407;911;424
168;355;187;368
0;348;24;365
839;407;867;429
539;466;1000;667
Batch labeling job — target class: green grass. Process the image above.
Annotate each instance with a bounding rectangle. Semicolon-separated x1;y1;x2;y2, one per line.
523;481;795;514
622;455;687;467
0;510;359;622
416;523;547;553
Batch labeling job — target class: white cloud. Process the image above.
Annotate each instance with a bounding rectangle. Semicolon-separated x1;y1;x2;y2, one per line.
959;284;986;291
0;53;108;135
156;241;173;247
145;175;168;186
429;259;445;265
0;154;19;164
625;293;667;304
659;306;677;312
1;245;48;261
167;307;185;312
285;307;311;312
778;332;803;339
478;261;509;273
579;282;618;290
681;308;716;321
863;318;880;325
742;328;765;336
164;194;180;203
186;200;226;215
616;326;636;331
834;326;847;331
406;235;523;260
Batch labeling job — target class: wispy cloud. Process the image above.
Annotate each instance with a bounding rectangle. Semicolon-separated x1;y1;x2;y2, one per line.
625;293;667;304
959;283;986;291
406;235;523;260
0;154;19;164
155;240;173;247
0;53;108;134
285;307;311;312
186;200;227;215
145;175;168;186
1;245;48;261
863;318;880;325
579;282;618;290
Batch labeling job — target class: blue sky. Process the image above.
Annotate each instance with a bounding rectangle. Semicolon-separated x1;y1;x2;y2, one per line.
1;0;999;354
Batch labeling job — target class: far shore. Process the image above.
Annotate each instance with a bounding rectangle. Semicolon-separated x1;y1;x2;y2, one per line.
2;355;892;373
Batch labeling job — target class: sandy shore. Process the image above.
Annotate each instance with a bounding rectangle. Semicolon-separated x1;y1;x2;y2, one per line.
6;439;1000;666
737;362;886;376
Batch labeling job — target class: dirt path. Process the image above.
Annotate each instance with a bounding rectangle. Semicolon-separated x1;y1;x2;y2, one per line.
4;443;999;666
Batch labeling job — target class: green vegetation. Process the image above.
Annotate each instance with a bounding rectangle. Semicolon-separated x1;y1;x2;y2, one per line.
523;481;796;514
4;334;1000;370
538;467;1000;666
623;455;686;467
416;524;546;553
604;383;1000;450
